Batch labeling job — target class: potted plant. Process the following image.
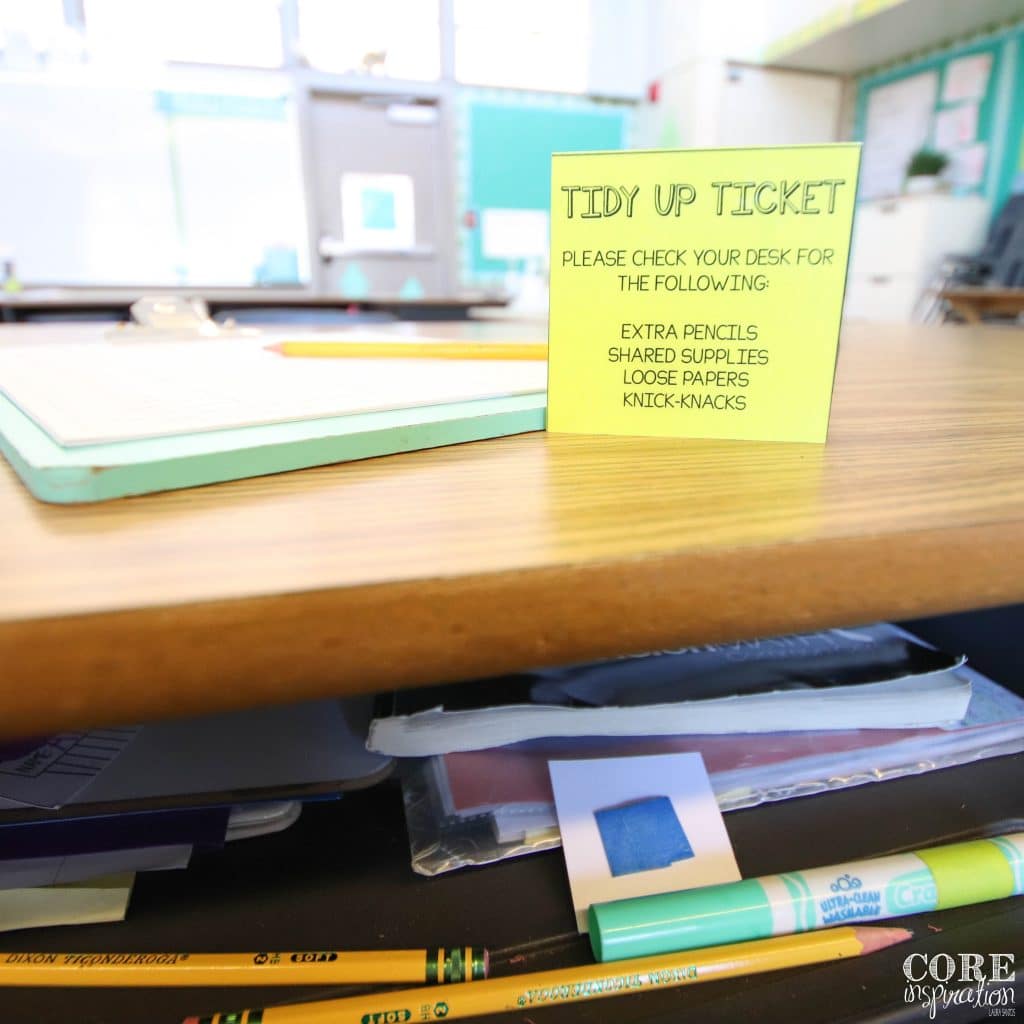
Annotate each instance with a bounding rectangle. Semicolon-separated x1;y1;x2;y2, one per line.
905;148;949;194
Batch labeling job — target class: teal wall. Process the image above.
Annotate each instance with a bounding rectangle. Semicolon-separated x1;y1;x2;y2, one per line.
854;22;1024;211
458;91;630;283
1002;31;1024;199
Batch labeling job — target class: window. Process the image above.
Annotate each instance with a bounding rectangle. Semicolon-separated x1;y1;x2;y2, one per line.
83;0;284;68
454;0;591;93
296;0;440;81
0;0;69;66
0;78;309;287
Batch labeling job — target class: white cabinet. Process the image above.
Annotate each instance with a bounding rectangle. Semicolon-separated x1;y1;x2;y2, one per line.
845;195;990;322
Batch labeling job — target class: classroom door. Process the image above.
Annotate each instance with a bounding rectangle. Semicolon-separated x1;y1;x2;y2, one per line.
308;93;453;299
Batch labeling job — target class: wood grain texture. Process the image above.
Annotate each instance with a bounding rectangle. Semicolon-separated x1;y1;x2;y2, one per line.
940;287;1024;323
2;321;1024;738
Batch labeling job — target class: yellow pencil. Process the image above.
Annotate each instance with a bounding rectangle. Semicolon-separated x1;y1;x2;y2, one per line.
183;926;911;1023
266;341;548;361
0;946;487;987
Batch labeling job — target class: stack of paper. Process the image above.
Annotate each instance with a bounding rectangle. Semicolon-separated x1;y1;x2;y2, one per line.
394;626;1024;875
370;625;972;756
429;665;1024;847
0;696;392;930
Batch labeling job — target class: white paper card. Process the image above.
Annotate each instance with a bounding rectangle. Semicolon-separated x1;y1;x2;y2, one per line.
340;173;416;250
942;53;992;103
481;208;549;261
950;142;989;188
934;103;979;151
549;753;740;932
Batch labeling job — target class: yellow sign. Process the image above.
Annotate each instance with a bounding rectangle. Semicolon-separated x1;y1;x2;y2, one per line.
547;144;861;444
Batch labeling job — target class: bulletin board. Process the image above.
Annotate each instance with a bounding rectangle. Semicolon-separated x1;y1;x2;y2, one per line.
853;23;1024;209
458;91;631;283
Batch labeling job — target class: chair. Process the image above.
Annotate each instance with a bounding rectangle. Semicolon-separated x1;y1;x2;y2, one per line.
926;194;1024;322
948;193;1024;286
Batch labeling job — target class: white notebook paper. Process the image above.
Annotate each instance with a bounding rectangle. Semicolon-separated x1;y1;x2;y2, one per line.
0;338;547;446
368;671;973;756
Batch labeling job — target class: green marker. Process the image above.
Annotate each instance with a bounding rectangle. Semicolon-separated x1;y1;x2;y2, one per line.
589;832;1024;962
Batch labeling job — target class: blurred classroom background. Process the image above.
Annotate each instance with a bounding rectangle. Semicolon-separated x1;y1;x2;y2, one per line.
1;0;1023;324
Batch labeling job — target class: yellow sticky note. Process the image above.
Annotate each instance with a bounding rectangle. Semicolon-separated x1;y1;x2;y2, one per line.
547;144;861;444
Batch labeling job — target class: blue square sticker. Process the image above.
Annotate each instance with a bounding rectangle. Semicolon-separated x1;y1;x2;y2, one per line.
595;796;694;877
361;188;397;230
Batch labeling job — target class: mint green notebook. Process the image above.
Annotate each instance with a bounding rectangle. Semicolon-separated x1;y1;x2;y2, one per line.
0;391;546;504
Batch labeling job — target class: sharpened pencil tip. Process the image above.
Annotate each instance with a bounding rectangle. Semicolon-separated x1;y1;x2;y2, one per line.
264;342;283;354
854;926;915;953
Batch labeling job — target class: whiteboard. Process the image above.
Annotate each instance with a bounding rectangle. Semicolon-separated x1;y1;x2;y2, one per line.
170;107;310;285
0;74;309;287
0;78;180;285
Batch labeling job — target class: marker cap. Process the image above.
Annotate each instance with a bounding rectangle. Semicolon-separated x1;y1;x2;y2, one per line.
589;878;773;961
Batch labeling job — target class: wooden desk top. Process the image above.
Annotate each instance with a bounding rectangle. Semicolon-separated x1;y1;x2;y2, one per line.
939;286;1024;322
0;288;502;317
939;286;1024;299
3;321;1024;738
